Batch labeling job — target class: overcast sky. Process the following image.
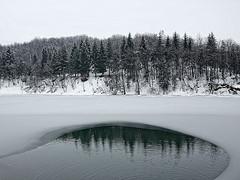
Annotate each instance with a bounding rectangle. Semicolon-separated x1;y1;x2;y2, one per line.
0;0;240;45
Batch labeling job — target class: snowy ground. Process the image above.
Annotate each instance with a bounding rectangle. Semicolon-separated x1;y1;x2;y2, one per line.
0;96;239;180
0;76;239;96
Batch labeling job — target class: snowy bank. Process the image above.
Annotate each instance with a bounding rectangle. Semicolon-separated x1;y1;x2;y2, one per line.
0;76;240;96
0;96;240;180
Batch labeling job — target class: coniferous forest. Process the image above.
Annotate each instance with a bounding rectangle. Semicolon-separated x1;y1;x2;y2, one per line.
0;32;240;95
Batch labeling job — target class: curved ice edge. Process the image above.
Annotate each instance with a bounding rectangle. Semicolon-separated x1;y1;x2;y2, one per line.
0;121;230;180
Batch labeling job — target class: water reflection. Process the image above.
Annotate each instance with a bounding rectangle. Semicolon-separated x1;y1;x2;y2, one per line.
58;126;221;160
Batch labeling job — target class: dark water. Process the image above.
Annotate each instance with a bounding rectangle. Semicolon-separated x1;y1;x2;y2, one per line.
0;125;229;180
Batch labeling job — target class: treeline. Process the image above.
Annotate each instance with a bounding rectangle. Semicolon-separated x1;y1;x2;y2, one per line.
0;32;240;94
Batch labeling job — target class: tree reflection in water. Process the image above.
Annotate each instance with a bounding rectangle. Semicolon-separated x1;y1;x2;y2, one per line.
57;126;220;159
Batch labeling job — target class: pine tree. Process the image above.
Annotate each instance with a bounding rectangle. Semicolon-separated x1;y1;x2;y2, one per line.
154;34;170;93
120;37;127;70
32;54;38;65
172;32;180;67
196;46;205;77
139;36;149;81
183;33;188;50
206;32;217;81
125;33;135;79
58;47;68;77
98;41;107;75
157;58;170;94
166;36;171;49
126;33;134;49
219;41;227;80
69;44;80;77
84;39;91;62
0;55;3;78
169;33;180;87
106;38;113;76
41;48;48;70
156;33;163;52
79;40;84;52
79;41;91;81
181;33;189;78
31;54;41;77
40;48;51;78
120;37;127;94
173;32;180;50
2;48;16;79
91;41;99;76
229;45;239;79
188;37;196;78
188;38;193;51
152;33;164;68
50;48;60;76
16;60;27;78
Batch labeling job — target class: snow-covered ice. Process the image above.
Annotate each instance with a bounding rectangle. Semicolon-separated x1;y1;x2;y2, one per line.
0;95;239;180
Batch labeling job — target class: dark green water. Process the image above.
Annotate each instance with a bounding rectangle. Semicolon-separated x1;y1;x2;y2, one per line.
0;126;229;180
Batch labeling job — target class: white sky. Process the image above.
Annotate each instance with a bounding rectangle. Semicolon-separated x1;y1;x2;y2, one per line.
0;0;240;45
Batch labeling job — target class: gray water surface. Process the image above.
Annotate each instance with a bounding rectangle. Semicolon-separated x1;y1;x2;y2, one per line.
0;125;229;180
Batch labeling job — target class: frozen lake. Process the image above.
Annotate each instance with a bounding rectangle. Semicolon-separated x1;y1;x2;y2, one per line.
0;125;229;180
0;96;239;180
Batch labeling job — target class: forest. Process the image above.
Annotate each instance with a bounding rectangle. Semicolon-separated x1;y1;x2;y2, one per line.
0;32;240;95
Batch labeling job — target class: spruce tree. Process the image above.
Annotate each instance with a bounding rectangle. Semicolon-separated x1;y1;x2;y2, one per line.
125;33;135;79
2;48;16;79
41;48;48;70
16;60;27;78
31;54;41;78
69;44;80;77
79;41;91;81
106;38;113;76
159;36;171;92
91;41;99;76
126;33;134;50
58;47;68;77
0;55;3;78
173;32;180;50
120;37;127;94
183;33;188;50
188;38;195;78
120;37;127;70
139;36;149;80
40;48;51;78
219;41;227;80
153;34;170;93
206;32;217;81
50;48;60;76
152;33;164;68
98;41;107;75
171;33;180;86
182;33;188;78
